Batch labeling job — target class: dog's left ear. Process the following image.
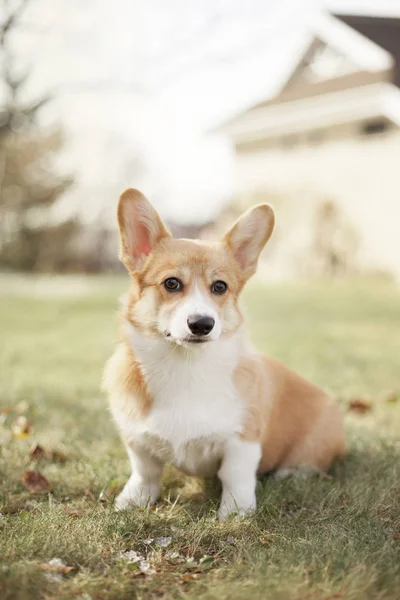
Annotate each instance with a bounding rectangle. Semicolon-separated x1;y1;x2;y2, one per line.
222;204;275;278
117;188;171;272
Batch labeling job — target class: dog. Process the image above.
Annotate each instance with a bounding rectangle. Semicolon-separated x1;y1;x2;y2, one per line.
103;188;346;520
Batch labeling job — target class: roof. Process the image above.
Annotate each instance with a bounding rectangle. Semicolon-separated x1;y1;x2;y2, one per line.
336;14;400;86
214;12;399;136
222;83;400;145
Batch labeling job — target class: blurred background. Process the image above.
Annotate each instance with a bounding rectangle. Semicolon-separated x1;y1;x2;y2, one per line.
1;4;400;596
1;0;400;278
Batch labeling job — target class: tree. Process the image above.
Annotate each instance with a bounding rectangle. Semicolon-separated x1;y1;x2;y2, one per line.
0;0;77;272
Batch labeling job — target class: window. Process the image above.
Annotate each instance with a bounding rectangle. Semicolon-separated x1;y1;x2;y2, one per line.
360;119;390;136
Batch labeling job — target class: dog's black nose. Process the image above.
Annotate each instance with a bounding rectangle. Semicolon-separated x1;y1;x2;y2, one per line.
187;315;215;336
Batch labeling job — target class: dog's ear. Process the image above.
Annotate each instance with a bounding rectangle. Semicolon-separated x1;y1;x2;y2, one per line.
222;204;274;279
117;188;171;272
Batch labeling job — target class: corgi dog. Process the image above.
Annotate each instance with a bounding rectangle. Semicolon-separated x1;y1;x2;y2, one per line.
103;188;346;520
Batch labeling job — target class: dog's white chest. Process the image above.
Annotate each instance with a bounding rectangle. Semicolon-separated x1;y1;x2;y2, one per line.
112;331;245;477
135;433;225;476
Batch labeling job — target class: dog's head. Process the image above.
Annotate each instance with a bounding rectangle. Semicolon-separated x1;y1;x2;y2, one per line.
118;189;274;346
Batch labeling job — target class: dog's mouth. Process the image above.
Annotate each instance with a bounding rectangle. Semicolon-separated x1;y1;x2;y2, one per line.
164;332;211;345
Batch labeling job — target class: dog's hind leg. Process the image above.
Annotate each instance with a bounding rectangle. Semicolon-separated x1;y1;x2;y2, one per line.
272;466;327;481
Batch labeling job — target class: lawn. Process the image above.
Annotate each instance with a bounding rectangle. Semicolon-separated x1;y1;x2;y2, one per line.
0;275;399;600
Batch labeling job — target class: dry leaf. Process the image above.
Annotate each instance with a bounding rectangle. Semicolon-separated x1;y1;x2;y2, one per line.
144;536;172;547
29;444;45;460
393;532;400;540
0;406;13;415
22;470;51;494
12;416;31;438
51;450;67;463
348;399;372;414
119;550;155;574
139;560;155;574
181;574;198;582
28;444;67;463
37;558;76;575
61;505;85;519
120;550;143;563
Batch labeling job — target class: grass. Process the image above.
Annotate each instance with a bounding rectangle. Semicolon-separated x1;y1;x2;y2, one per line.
0;274;399;600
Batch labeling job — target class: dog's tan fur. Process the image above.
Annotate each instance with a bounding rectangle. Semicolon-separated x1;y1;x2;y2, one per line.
235;354;345;472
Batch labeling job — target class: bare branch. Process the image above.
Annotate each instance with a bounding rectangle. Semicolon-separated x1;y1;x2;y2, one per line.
22;94;52;117
0;0;31;45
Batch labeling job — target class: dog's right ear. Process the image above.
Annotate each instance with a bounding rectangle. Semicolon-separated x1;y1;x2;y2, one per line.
117;188;171;272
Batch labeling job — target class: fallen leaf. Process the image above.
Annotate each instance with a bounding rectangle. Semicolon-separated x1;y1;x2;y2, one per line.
144;536;172;547
37;558;76;575
28;444;67;463
119;551;155;574
139;560;155;574
29;444;45;460
181;574;198;582
51;450;67;463
22;470;51;494
119;550;143;563
0;406;13;415
348;399;372;414
12;416;31;439
393;532;400;540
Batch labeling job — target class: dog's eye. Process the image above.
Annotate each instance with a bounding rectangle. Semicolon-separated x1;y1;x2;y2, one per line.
163;277;183;292
211;280;228;295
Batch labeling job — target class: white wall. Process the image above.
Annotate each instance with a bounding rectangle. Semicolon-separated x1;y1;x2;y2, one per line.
235;129;400;279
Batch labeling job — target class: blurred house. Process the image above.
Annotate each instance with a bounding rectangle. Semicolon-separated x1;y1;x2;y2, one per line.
215;12;400;280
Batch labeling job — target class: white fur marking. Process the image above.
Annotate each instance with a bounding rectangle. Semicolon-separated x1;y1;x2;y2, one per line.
111;324;247;487
218;438;261;520
169;282;221;341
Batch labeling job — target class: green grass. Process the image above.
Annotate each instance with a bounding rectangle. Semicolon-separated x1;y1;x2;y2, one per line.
0;275;399;600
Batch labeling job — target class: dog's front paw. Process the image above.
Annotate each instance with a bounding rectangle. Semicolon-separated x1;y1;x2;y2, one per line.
218;493;256;521
114;476;160;511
